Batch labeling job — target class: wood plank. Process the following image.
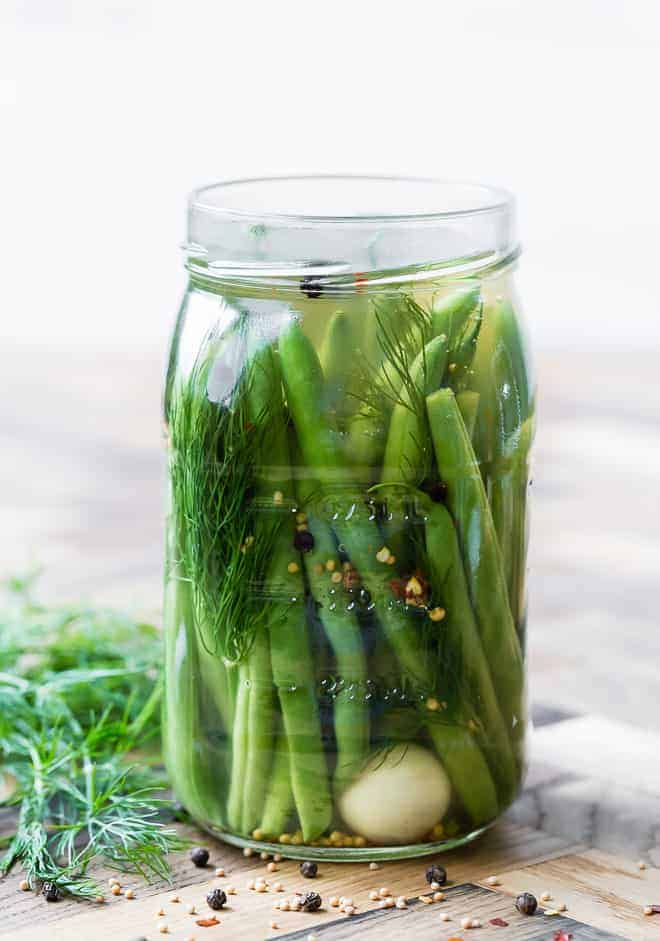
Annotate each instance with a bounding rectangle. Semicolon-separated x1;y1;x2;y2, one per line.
497;849;660;941
4;823;575;940
279;884;625;940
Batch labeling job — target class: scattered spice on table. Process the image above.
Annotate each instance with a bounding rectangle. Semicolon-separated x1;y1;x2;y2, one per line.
206;888;227;910
196;916;220;927
300;860;318;878
515;891;538;915
553;932;573;941
490;917;509;926
191;847;210;868
42;882;62;902
301;891;322;913
426;863;447;885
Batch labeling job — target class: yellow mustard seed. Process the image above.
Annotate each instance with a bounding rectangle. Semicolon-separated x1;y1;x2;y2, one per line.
331;571;343;584
279;833;291;844
252;828;264;840
325;559;336;572
273;491;284;505
375;546;390;563
429;606;446;622
287;562;299;574
386;555;397;565
426;696;441;711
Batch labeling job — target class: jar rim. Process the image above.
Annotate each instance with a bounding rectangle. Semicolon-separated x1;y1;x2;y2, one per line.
185;174;518;288
189;174;514;226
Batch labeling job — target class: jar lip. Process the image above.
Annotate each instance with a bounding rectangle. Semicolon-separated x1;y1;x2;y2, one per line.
190;174;514;225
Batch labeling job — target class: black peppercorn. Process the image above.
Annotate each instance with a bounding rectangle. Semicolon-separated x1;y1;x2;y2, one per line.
300;275;323;299
42;882;62;902
206;887;227;911
294;530;315;552
300;891;322;912
420;478;448;503
300;860;318;878
425;863;447;885
190;846;210;868
515;892;538;915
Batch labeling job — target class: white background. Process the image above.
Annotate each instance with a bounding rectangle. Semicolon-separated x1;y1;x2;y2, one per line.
1;0;659;351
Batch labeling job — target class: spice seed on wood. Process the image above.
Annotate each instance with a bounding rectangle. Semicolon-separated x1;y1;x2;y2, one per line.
111;885;122;896
19;880;30;891
125;889;135;899
369;862;380;871
215;868;225;877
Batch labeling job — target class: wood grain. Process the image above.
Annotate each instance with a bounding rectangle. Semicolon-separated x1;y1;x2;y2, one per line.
4;823;577;940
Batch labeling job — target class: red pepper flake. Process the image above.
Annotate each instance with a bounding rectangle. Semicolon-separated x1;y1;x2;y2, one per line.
490;917;509;927
389;578;407;599
354;272;368;292
553;932;573;941
196;916;220;927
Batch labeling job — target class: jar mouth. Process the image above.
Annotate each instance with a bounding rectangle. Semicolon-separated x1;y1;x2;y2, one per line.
190;174;513;225
185;174;518;289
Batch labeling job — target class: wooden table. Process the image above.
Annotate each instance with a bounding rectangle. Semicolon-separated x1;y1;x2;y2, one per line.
1;346;659;939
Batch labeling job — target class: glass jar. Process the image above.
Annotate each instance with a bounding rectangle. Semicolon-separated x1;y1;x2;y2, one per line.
163;176;534;860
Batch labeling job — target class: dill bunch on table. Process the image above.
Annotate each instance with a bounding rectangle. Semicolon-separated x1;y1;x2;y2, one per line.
0;572;184;900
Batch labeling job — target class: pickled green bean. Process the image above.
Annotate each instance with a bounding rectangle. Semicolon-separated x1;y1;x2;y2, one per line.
426;388;524;729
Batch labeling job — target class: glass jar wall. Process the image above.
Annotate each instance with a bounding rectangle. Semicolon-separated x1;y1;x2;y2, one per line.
163;177;534;859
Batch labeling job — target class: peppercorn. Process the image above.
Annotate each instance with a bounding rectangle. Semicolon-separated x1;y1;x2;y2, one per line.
294;530;315;552
190;846;210;868
425;863;447;885
420;478;448;503
300;276;323;299
206;887;227;911
300;891;322;912
42;882;62;902
515;892;538;915
300;860;318;878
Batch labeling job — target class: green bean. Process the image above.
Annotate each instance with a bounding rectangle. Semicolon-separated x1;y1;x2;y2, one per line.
197;646;236;737
320;309;357;426
226;664;250;832
268;536;333;841
456;391;480;441
241;628;276;835
426;723;499;826
279;323;499;819
430;284;481;349
259;725;295;838
346;289;473;481
380;334;449;487
426;388;524;730
245;342;332;840
425;501;519;805
295;473;369;792
164;568;226;826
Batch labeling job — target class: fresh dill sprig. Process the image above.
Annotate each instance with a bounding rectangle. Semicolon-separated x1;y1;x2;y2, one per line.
0;576;184;900
167;325;280;664
351;294;433;421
